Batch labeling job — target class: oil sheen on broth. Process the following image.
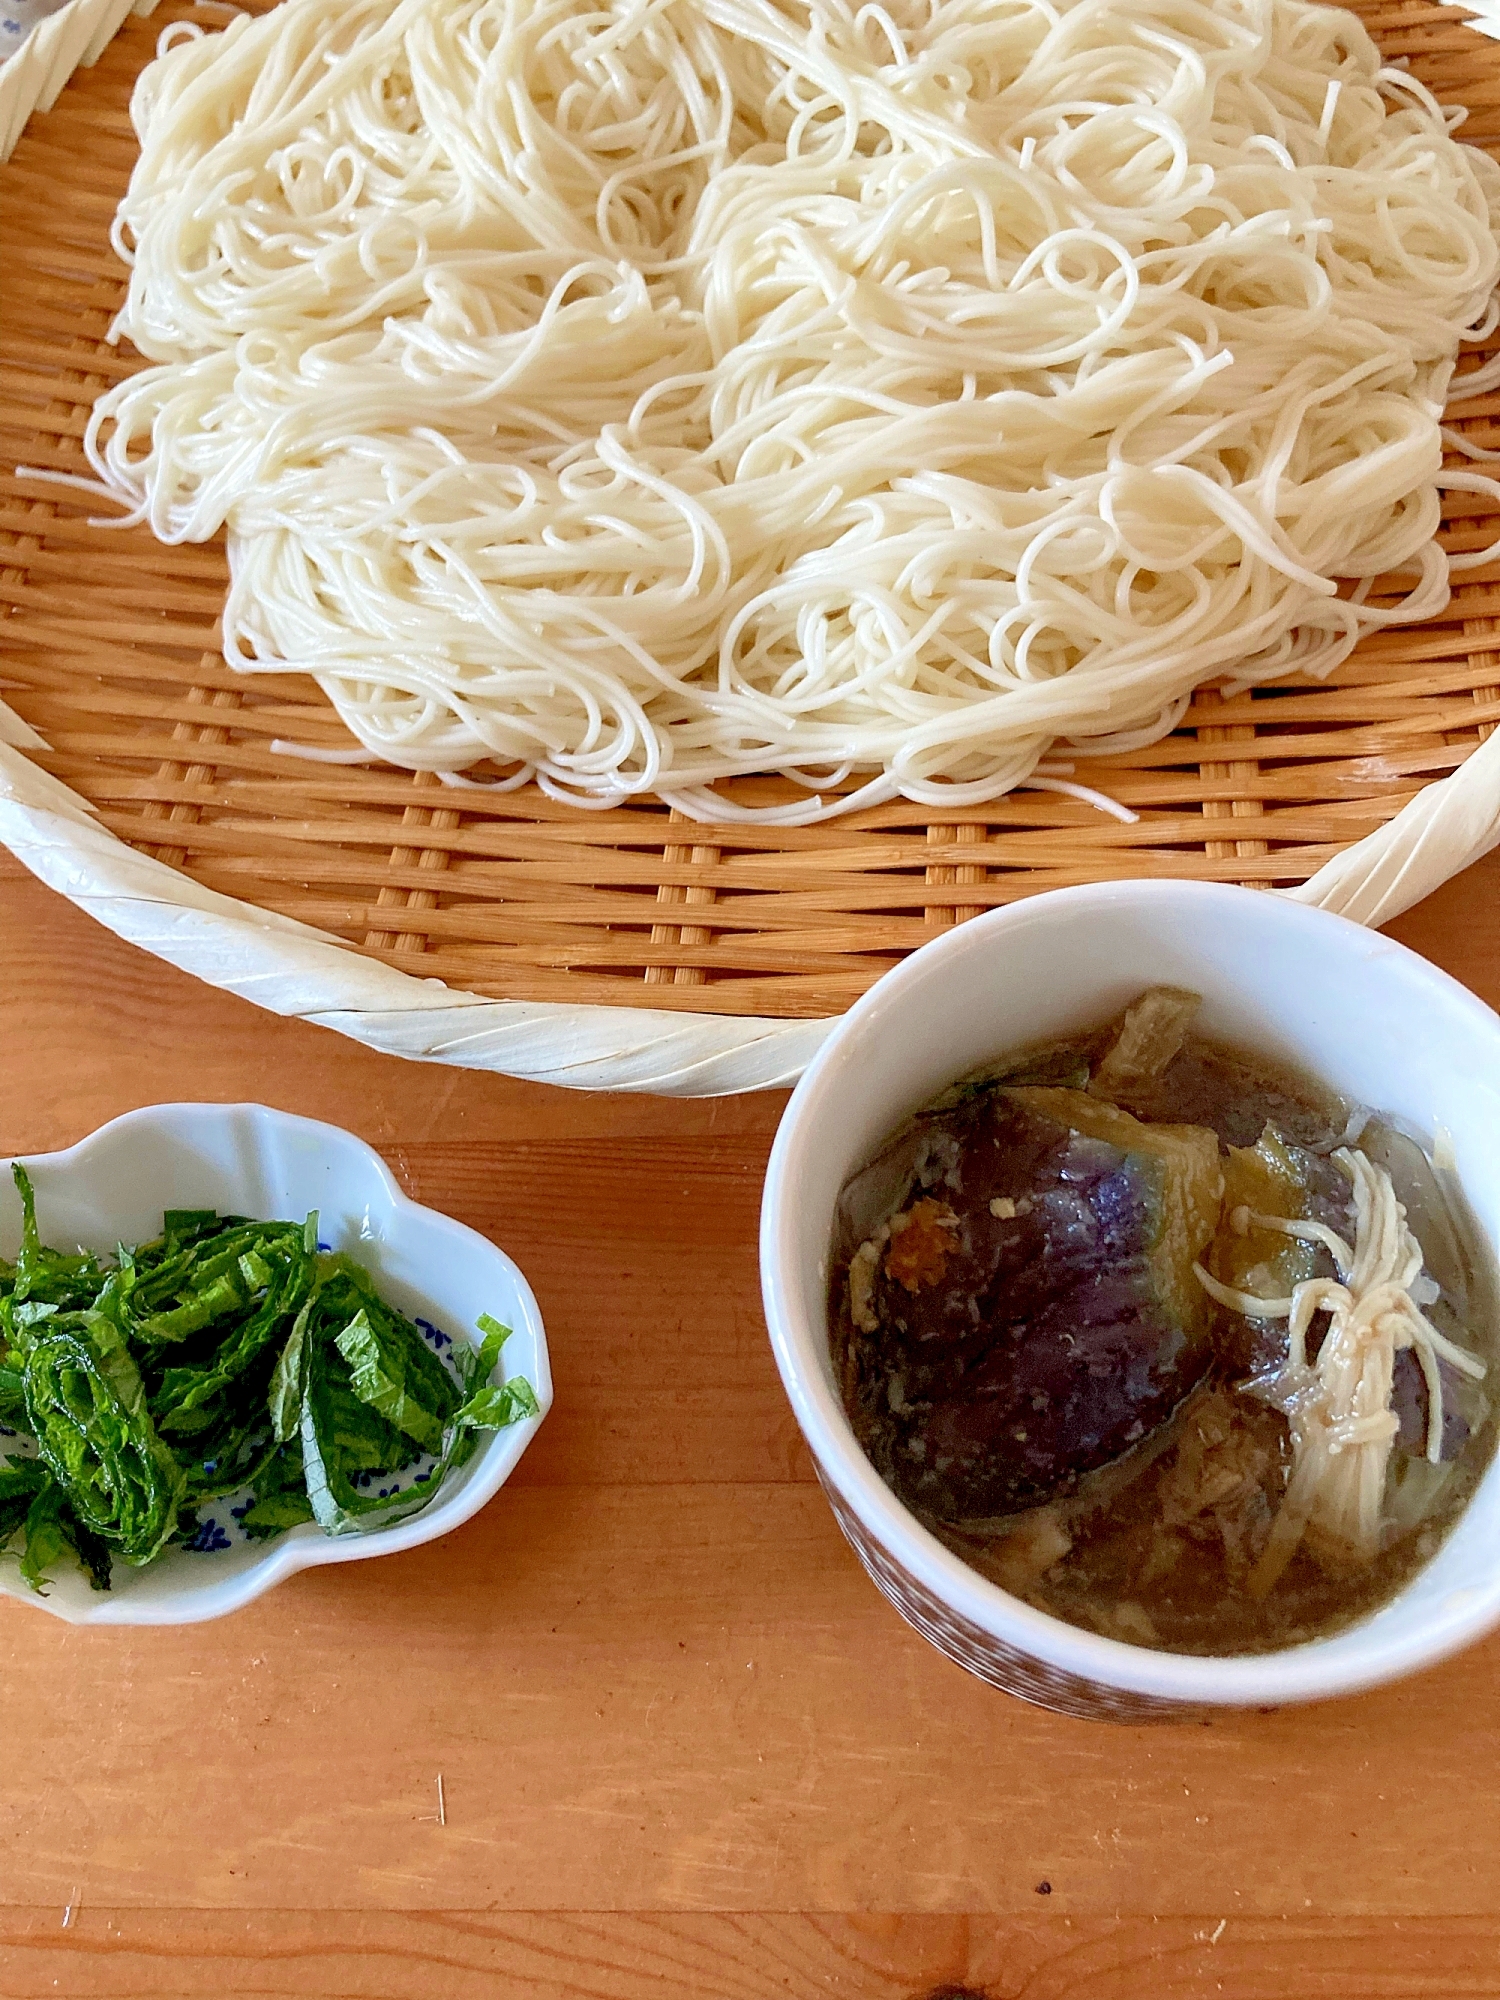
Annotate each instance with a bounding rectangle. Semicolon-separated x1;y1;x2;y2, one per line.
831;990;1496;1655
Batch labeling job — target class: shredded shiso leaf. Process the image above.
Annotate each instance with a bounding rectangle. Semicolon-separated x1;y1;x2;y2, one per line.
0;1166;539;1592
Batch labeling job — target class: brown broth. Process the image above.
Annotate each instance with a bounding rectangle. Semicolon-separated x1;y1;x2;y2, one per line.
832;1008;1499;1656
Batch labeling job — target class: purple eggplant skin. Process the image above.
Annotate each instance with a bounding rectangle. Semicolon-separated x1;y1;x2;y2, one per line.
842;1089;1222;1524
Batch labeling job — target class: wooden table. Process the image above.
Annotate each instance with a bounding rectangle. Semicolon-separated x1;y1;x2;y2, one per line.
2;845;1499;2000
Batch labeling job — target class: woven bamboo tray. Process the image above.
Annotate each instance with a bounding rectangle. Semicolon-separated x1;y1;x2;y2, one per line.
4;0;1500;1091
0;0;158;164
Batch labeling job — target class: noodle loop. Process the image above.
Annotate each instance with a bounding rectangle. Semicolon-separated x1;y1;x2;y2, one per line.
87;0;1500;819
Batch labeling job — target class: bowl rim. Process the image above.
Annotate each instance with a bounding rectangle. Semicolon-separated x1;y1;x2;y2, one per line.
759;878;1500;1707
0;1099;551;1625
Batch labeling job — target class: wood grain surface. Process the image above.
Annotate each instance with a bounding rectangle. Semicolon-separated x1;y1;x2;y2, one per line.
2;849;1500;1997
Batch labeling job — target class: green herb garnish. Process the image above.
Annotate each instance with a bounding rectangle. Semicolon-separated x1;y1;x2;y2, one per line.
0;1165;538;1592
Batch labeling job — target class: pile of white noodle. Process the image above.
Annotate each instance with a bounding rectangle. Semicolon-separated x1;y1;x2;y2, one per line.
70;0;1500;820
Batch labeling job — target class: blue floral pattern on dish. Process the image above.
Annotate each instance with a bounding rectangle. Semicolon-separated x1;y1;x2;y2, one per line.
184;1518;232;1555
1;0;74;64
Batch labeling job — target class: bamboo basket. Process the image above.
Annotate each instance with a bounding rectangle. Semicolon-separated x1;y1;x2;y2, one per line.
4;0;1500;1091
0;0;157;163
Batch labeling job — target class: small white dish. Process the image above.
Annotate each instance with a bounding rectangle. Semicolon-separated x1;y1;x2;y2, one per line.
0;1103;550;1624
760;880;1500;1717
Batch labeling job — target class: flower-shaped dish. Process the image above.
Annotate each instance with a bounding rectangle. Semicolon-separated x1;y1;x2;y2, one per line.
0;1102;550;1623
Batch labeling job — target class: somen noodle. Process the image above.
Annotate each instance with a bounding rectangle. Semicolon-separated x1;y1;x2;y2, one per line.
71;0;1500;821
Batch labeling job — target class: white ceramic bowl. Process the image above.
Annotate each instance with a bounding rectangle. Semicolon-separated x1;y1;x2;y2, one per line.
760;880;1500;1717
0;1103;550;1624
